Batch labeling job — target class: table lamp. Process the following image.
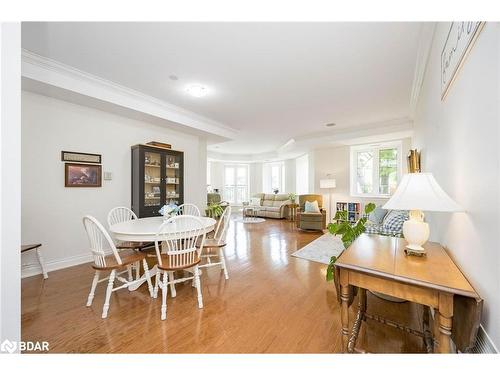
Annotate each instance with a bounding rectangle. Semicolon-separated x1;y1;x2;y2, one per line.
320;176;336;222
383;173;463;256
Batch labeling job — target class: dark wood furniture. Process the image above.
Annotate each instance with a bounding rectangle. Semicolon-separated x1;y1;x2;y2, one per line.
131;144;184;218
21;243;48;279
335;234;482;353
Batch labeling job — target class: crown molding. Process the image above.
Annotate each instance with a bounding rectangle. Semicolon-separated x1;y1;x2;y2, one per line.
409;23;436;117
21;49;238;140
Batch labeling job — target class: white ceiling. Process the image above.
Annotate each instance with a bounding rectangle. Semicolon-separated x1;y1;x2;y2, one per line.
22;22;422;155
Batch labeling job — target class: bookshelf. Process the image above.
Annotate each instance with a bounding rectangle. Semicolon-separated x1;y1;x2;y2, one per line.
335;201;361;223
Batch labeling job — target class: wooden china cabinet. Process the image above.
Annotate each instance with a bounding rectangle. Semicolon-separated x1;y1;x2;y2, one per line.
131;144;184;218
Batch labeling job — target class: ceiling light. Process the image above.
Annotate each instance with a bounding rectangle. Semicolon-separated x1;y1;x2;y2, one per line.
186;84;208;98
169;75;179;81
326;123;336;127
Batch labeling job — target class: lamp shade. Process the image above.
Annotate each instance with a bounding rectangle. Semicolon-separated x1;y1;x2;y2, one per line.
320;178;336;189
383;173;462;212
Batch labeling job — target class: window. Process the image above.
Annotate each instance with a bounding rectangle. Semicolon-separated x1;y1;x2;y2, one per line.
223;164;249;204
295;154;309;195
263;162;285;193
350;141;402;197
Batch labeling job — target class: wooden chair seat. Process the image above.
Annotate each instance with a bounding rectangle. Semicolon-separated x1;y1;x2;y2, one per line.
92;249;147;271
115;241;154;250
157;253;201;271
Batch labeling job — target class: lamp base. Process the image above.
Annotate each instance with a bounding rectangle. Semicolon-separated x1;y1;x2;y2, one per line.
404;247;427;257
402;210;430;257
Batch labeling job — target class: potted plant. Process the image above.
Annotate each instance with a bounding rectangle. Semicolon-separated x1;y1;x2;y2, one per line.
206;201;224;219
326;203;375;281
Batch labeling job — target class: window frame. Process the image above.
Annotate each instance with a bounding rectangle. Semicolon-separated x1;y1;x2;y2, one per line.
223;163;250;204
263;161;285;193
349;141;403;198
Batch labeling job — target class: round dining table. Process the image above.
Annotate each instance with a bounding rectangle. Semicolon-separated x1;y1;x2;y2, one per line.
108;216;217;291
109;216;217;243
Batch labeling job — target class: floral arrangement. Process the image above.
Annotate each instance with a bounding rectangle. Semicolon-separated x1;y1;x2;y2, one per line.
159;203;179;219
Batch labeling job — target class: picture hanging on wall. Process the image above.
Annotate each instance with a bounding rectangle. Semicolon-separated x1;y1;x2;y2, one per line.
61;150;102;164
65;163;102;187
441;21;485;100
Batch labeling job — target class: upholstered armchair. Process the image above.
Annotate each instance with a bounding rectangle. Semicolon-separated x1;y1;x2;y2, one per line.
296;194;327;231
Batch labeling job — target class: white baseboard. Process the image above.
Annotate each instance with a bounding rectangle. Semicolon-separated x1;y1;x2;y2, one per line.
21;252;96;278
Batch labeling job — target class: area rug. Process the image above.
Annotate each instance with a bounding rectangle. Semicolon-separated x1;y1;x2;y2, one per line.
292;233;345;264
233;217;266;224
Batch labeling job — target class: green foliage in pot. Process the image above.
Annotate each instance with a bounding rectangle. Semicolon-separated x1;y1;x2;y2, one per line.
325;202;376;281
287;192;296;202
206;202;224;218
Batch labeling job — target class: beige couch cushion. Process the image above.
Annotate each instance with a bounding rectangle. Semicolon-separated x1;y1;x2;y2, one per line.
262;200;274;207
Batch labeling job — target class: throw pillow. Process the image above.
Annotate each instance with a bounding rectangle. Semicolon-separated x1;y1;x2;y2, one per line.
382;210;409;234
368;207;388;224
250;197;261;206
304;200;320;213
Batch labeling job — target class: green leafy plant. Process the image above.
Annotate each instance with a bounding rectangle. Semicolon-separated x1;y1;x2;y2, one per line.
206;202;224;218
325;202;376;281
287;192;296;202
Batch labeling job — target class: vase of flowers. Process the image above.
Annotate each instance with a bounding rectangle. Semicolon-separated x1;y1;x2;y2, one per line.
159;203;179;221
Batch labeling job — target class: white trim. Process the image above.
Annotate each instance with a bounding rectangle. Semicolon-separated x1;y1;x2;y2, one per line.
21;49;238;141
21;251;112;279
409;23;436;117
349;140;403;198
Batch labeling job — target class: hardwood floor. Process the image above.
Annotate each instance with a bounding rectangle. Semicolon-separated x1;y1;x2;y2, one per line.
22;217;426;353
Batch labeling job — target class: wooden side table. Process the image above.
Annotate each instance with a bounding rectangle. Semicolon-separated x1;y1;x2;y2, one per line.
21;243;48;279
335;234;482;353
286;203;299;222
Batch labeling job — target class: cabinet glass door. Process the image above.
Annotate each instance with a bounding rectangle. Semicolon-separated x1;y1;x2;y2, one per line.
143;151;162;208
165;154;181;205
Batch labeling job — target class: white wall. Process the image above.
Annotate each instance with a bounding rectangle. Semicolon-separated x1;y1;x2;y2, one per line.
413;22;500;348
295;153;309;195
0;22;21;345
21;91;207;276
312;138;411;221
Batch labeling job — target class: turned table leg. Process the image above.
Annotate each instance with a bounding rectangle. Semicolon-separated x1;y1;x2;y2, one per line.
436;293;454;353
340;270;350;352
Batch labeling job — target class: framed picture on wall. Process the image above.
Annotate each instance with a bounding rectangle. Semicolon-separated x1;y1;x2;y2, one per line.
65;163;102;187
61;150;102;164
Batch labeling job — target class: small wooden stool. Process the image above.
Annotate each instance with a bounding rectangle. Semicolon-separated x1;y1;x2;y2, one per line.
21;244;48;279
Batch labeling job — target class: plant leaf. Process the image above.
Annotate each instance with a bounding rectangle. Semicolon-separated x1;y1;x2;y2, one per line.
365;202;376;214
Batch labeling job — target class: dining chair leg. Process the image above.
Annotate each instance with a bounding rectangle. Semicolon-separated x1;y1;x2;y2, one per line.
193;266;203;309
161;271;169;320
86;271;100;307
154;270;160;298
168;271;177;297
135;261;140;280
143;259;154;298
219;247;229;280
127;265;133;282
102;270;116;319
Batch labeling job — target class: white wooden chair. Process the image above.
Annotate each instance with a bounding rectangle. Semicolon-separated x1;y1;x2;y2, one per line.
83;215;154;319
153;215;206;320
177;203;201;217
198;205;231;279
107;207;155;277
